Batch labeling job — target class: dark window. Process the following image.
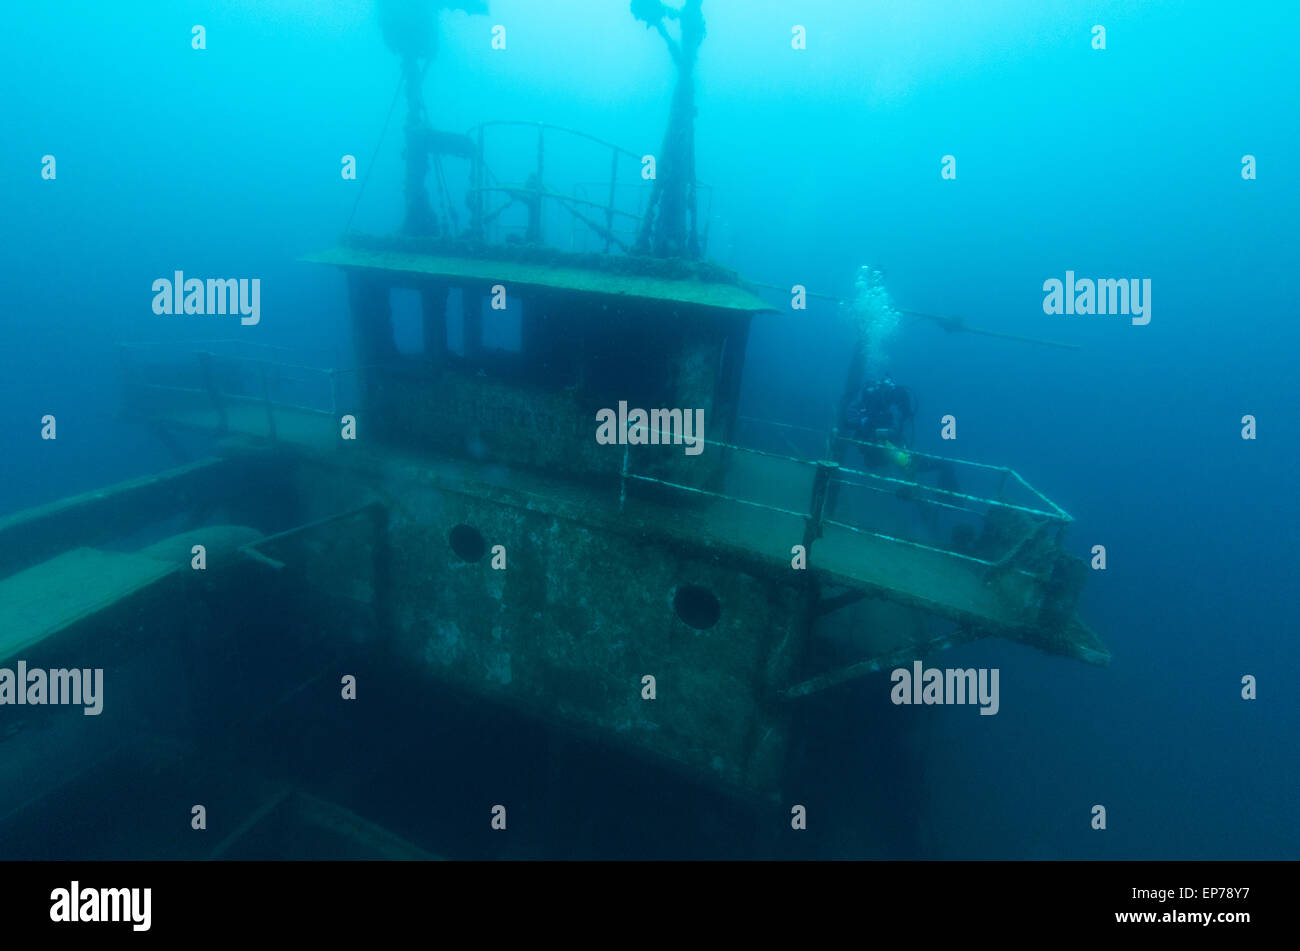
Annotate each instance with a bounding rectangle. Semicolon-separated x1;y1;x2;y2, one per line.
481;294;522;354
440;287;578;388
388;288;424;356
445;288;466;357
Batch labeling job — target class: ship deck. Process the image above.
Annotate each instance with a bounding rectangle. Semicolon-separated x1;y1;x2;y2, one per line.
105;399;1105;665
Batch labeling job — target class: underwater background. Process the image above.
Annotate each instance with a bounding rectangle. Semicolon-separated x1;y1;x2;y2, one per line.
2;0;1297;859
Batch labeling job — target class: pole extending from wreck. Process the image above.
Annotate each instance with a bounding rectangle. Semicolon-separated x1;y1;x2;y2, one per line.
378;1;492;235
632;0;705;259
401;55;437;236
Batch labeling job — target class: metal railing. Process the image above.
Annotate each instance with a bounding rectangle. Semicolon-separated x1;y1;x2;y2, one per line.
736;414;1071;521
118;345;1073;587
459;120;710;255
619;417;1072;582
117;343;342;441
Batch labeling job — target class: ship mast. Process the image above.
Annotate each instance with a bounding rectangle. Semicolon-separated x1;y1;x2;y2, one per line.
631;0;705;260
378;1;488;236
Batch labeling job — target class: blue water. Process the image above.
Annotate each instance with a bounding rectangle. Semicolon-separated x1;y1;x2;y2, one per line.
2;0;1296;859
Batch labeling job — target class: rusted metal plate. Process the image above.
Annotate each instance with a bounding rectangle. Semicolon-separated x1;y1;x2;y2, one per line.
302;246;776;313
0;547;176;661
0;456;269;581
0;526;263;663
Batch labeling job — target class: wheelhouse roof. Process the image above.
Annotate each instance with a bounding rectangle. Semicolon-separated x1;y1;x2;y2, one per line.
303;245;776;314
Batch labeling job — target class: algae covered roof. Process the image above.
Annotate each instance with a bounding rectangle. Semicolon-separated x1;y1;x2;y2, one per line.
302;245;776;314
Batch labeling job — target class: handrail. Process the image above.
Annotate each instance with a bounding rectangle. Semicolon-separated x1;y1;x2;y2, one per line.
119;339;298;355
622;420;1069;523
119;350;1076;572
467;121;643;163
615;420;1073;577
738;414;1072;522
465;120;710;253
467;185;645;222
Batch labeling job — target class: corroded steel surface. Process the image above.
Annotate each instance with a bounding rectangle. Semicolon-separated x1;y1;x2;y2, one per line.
303;246;775;313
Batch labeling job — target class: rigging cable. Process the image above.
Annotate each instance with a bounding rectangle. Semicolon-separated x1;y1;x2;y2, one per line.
343;58;432;233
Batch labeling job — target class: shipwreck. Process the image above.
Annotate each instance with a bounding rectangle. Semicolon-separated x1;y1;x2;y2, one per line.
0;0;1107;858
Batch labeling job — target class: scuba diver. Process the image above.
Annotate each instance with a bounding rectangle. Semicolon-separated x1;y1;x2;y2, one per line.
846;376;916;469
846;376;960;494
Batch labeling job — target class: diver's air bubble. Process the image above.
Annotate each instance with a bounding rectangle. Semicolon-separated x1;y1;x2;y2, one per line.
845;264;901;378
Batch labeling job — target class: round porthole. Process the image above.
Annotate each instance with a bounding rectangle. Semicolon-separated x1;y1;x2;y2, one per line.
673;585;720;630
449;524;487;562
